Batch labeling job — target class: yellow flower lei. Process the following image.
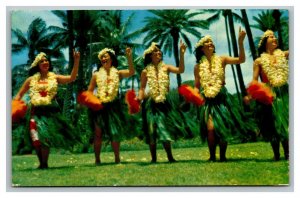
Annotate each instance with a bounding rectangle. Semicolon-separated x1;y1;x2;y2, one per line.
146;61;169;103
29;72;58;106
260;49;289;87
199;54;224;98
96;67;120;103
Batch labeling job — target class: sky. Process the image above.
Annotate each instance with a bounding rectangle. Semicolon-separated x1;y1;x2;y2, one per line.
10;8;289;94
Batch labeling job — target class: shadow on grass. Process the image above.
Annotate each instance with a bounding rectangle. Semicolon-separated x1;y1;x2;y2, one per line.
15;157;288;172
226;157;289;163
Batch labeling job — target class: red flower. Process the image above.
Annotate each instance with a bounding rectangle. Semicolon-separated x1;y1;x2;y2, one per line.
247;81;274;105
77;91;103;111
178;85;205;106
39;91;48;97
12;100;27;122
125;90;140;114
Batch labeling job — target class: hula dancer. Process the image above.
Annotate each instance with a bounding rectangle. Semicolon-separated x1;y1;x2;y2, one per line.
87;47;135;165
13;50;80;169
244;30;289;161
193;29;253;162
137;41;187;163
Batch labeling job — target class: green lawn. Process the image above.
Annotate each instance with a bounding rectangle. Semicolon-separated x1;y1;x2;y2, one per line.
11;142;289;186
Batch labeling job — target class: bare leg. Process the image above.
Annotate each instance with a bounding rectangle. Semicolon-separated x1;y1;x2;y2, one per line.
111;141;120;163
162;141;176;162
207;116;216;161
271;140;280;161
149;143;157;163
94;125;102;165
219;140;228;162
40;146;50;169
34;145;43;169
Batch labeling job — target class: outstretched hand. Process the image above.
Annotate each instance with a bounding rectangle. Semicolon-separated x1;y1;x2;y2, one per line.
238;27;246;45
180;40;187;54
126;47;132;57
73;49;80;61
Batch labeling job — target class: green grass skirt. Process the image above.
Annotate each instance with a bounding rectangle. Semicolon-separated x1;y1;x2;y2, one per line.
30;102;81;148
199;87;257;143
142;96;195;144
12;101;81;153
255;84;289;142
89;99;140;142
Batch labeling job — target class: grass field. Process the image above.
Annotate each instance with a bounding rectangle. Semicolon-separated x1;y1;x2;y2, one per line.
11;141;290;187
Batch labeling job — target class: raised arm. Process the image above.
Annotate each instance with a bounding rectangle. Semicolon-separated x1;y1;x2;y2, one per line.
223;28;246;65
14;77;32;100
119;47;135;79
166;40;187;74
137;69;147;101
57;50;80;84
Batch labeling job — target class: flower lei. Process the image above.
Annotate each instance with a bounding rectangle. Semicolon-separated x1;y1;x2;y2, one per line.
96;67;120;103
146;61;169;103
199;54;224;98
260;49;289;87
29;72;58;106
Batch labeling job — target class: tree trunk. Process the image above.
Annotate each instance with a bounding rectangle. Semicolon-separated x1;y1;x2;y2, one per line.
63;10;74;121
241;9;257;61
224;14;240;100
77;11;88;92
227;9;246;97
171;29;181;87
272;10;283;49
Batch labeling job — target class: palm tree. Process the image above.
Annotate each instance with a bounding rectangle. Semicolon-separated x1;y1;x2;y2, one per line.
226;9;247;97
49;11;76;74
241;9;257;61
12;17;65;65
138;9;209;87
252;9;289;50
49;10;77;120
63;10;75;121
95;11;143;56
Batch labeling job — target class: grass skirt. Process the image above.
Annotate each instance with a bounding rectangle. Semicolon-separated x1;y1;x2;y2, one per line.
30;102;80;148
89;99;138;142
12;101;81;153
142;95;194;144
199;87;257;143
255;84;289;142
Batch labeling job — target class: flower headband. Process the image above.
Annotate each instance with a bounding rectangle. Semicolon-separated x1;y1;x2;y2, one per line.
195;35;213;49
143;42;158;59
98;48;115;60
258;30;274;48
31;52;47;68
